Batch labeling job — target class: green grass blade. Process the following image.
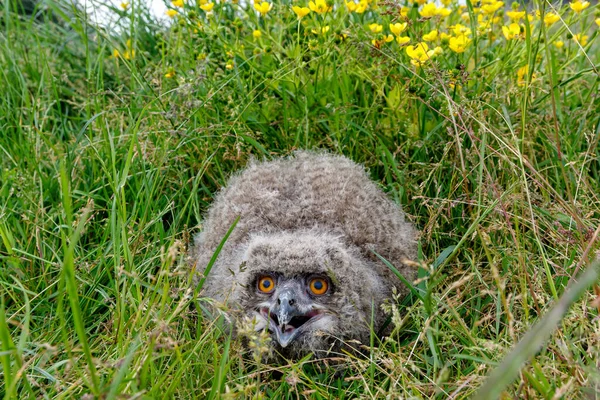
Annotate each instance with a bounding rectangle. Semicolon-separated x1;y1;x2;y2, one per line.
474;259;600;400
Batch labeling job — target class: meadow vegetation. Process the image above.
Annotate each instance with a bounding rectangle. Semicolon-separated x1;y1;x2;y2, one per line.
0;0;599;396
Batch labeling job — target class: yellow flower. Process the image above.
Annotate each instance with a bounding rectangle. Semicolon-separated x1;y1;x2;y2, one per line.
253;29;262;39
543;12;560;26
506;10;525;21
372;36;392;48
311;25;330;34
461;12;470;22
396;36;410;45
420;3;438;17
172;0;184;7
112;49;120;58
123;49;135;59
355;0;368;13
569;0;589;13
165;70;175;78
516;65;533;86
399;6;409;16
309;0;332;14
448;35;471;52
225;62;234;70
345;1;357;11
573;33;588;46
165;9;178;17
389;22;407;36
450;24;472;37
200;2;214;11
369;23;383;33
595;18;600;27
292;5;310;18
423;29;438;41
440;32;451;43
437;7;451;17
502;23;521;40
440;0;452;5
481;0;503;15
254;1;272;15
413;0;427;5
553;40;564;48
406;42;435;66
120;2;129;10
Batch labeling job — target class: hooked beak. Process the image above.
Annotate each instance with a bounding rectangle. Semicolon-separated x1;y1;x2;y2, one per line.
260;289;323;348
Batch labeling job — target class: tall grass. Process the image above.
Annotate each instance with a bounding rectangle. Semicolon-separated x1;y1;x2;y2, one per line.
0;0;599;397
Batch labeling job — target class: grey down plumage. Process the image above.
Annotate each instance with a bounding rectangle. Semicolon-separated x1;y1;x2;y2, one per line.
191;151;417;359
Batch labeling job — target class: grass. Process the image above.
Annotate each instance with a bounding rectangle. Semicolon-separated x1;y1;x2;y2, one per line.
0;0;599;397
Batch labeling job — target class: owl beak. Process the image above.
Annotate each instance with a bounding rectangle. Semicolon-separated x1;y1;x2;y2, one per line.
273;290;302;347
266;289;322;348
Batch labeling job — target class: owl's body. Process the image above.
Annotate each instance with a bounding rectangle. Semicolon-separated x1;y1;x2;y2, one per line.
191;151;417;359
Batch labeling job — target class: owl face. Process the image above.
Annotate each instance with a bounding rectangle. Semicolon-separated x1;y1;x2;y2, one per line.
251;272;336;349
233;231;385;358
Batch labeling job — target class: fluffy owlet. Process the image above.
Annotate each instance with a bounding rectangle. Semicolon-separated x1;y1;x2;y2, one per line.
190;151;417;360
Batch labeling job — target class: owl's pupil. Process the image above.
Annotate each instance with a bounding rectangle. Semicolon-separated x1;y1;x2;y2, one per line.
313;281;322;290
263;280;271;288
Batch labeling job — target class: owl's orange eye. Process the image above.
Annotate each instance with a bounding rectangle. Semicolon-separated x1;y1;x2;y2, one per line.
308;277;329;296
257;276;275;293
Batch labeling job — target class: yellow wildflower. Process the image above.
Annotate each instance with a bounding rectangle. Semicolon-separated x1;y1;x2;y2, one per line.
516;65;535;86
440;32;451;43
253;30;262;39
225;62;234;70
399;6;409;16
596;18;600;27
438;7;451;17
448;35;471;52
112;49;120;58
165;70;175;78
396;36;410;45
406;42;435;66
543;12;560;26
450;24;472;37
506;10;525;21
461;12;470;22
390;22;407;36
573;33;588;46
372;36;393;48
369;23;383;33
569;0;589;13
309;0;332;14
355;0;368;13
123;51;134;60
481;0;503;14
553;40;564;48
200;2;214;11
311;25;330;34
165;9;178;17
502;23;521;40
292;5;310;18
254;1;272;15
420;3;438;17
440;0;452;5
413;0;427;5
172;0;184;7
120;2;129;10
423;29;438;41
346;1;357;11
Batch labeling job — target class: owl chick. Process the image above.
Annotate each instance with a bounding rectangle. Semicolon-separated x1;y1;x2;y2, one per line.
191;151;417;360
